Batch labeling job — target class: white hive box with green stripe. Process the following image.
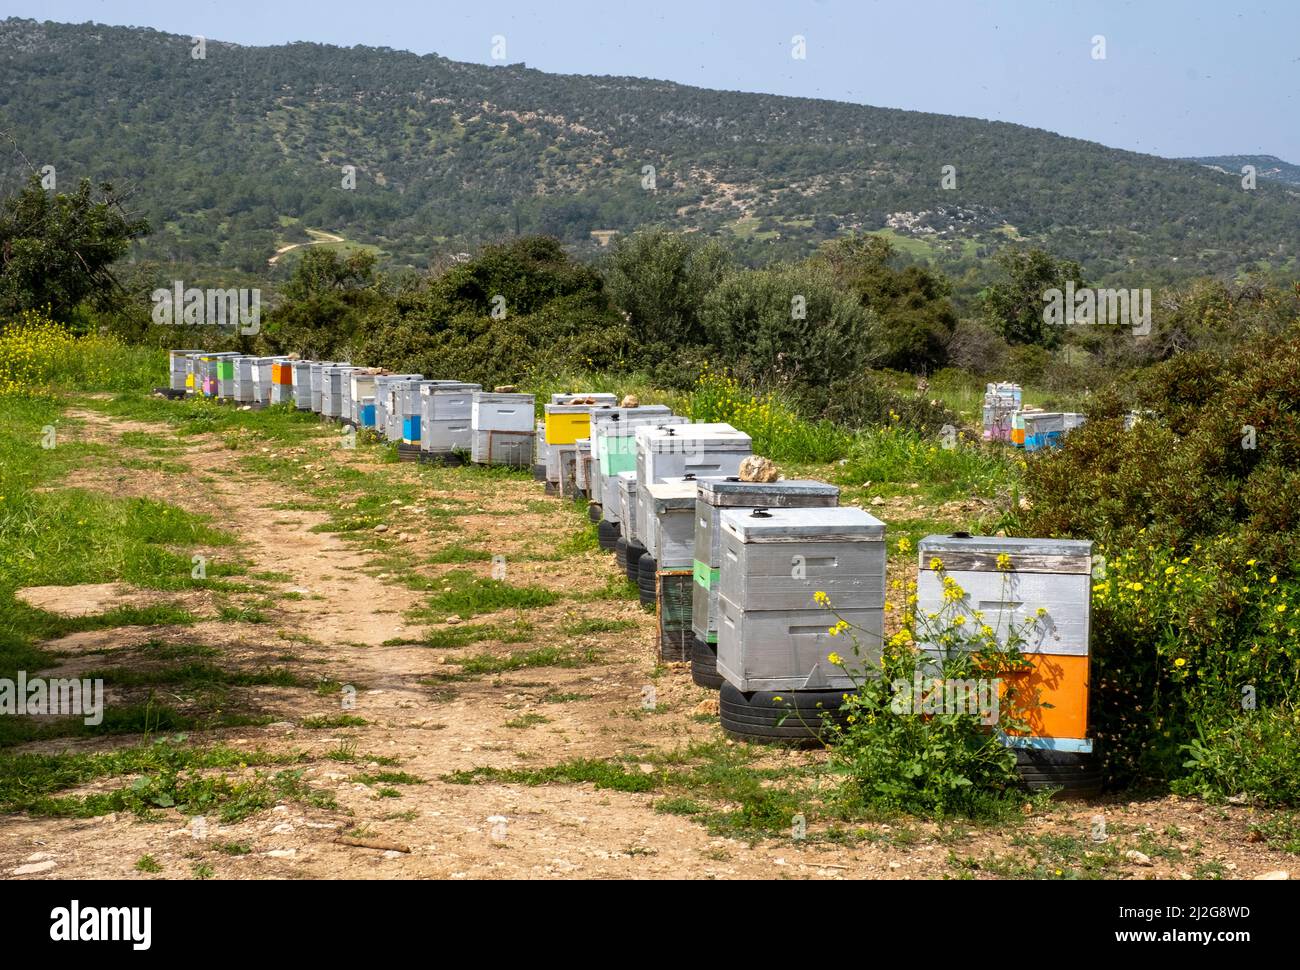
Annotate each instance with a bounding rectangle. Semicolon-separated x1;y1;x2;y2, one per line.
716;506;885;692
590;407;680;525
692;479;840;648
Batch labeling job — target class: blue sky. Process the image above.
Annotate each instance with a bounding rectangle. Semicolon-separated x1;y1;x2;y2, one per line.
7;0;1297;161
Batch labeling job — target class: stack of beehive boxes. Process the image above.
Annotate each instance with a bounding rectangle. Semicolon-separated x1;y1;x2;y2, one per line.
419;382;481;463
691;479;840;687
715;506;886;693
982;382;1022;442
470;392;535;466
916;535;1094;756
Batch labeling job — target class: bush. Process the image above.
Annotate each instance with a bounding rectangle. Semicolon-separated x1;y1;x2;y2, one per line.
0;310;163;395
818;560;1038;819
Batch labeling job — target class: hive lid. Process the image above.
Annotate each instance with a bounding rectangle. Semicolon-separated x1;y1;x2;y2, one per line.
720;506;884;542
635;422;752;451
550;392;618;404
918;534;1093;571
698;478;839;507
646;480;703;509
420;382;480;394
589;405;673;425
473;391;534;403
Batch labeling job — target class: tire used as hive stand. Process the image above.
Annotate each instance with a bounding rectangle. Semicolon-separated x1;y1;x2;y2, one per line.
614;536;629;572
637;555;657;608
719;682;850;747
690;634;723;690
1015;746;1102;798
587;502;602;524
396;442;421;463
624;539;646;582
598;519;621;551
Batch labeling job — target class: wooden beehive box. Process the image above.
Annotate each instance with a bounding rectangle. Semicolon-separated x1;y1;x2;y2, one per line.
916;534;1094;750
692;479;840;644
715;506;885;692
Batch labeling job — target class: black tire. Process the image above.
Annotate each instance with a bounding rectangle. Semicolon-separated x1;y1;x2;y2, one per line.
597;519;620;551
637;556;658;607
587;502;602;523
719;682;848;746
624;540;646;582
1015;745;1103;797
691;636;724;690
614;536;629;572
544;481;558;496
532;464;547;481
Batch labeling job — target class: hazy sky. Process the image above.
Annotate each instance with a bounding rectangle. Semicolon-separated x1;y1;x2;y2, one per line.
7;0;1297;161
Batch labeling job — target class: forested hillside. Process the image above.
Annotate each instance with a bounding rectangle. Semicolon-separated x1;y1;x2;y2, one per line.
2;17;1297;284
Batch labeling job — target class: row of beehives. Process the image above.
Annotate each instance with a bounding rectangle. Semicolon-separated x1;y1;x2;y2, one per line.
980;382;1087;451
167;350;536;466
533;395;1094;756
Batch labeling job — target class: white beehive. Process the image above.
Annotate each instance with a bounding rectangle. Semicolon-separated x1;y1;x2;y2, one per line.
472;392;535;432
644;479;708;569
635;423;752;547
692;479;840;645
231;356;257;403
309;362;341;413
291;361;314;410
616;472;640;544
591;410;683;524
169;350;203;392
916;536;1093;657
320;365;352;419
715;506;886;692
420;382;481;455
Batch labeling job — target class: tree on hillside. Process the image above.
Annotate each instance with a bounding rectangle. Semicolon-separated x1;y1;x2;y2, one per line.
813;234;958;371
701;264;876;387
263;248;389;359
980;247;1086;348
0;175;149;322
602;228;731;359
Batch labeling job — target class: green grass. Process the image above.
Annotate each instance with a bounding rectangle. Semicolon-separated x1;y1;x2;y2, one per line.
455;645;600;675
385;619;535;649
301;714;369;729
134;854;162;873
416;569;560;621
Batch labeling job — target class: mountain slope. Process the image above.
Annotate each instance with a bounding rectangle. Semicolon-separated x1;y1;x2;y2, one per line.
2;18;1297;282
1181;155;1300;188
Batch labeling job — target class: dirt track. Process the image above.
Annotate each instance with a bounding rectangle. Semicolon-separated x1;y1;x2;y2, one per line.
1;402;1293;880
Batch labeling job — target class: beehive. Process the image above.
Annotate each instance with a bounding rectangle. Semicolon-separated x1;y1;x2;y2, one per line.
917;535;1094;752
644;479;706;569
308;362;337;413
471;392;535;466
692;479;840;645
215;354;239;399
616;472;640;544
320;365;351;419
420;382;481;455
543;398;615;448
252;356;283;403
292;361;315;411
270;360;294;405
346;369;383;425
169;350;203;392
635;423;751;547
1022;412;1087;452
373;375;422;439
589;408;679;524
232;356;257;404
982;382;1022;442
715;506;885;692
556;444;580;498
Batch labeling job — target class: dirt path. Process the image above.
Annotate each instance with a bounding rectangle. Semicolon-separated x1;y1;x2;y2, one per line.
268;228;346;266
1;403;1293;880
